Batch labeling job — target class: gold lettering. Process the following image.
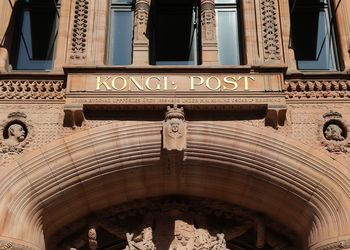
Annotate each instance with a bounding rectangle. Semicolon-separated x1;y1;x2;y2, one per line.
129;77;144;90
164;77;177;91
238;76;254;90
96;76;112;90
111;76;128;90
223;76;238;90
146;76;161;90
190;76;204;90
205;76;221;90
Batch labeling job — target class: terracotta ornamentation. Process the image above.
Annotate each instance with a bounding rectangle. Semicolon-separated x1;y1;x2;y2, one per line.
163;105;187;151
124;227;156;250
134;0;150;42
71;0;89;60
200;0;216;42
88;228;98;250
319;111;349;153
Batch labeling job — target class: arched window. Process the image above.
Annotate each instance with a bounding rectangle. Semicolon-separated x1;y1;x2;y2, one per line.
10;0;60;70
289;0;338;70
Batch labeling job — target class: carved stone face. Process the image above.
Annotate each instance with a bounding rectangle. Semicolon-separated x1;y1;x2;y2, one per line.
324;124;345;141
7;123;26;144
171;120;180;133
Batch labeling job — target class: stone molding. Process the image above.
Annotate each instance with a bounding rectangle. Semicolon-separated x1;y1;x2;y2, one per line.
260;0;282;62
285;80;350;99
70;0;90;60
314;239;350;250
0;240;36;250
0;80;65;100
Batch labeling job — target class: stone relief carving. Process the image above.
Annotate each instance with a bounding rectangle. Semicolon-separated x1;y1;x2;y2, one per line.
124;227;156;250
261;0;281;61
169;220;229;250
134;0;150;42
319;111;349;153
200;0;216;42
0;80;65;100
163;105;187;151
71;0;89;60
285;80;350;99
0;240;35;250
0;112;33;159
88;227;98;250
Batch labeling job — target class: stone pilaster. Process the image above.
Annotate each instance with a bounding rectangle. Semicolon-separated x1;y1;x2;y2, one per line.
200;0;218;65
132;0;151;65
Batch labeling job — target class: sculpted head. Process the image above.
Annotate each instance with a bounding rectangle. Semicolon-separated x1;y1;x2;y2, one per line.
324;123;345;141
6;123;26;145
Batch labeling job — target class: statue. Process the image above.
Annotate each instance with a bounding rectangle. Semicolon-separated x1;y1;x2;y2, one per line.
324;123;345;141
124;227;156;250
88;228;98;250
4;123;26;146
169;220;195;250
163;105;187;151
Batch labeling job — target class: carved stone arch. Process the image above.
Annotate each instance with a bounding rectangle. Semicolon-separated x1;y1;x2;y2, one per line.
0;121;349;249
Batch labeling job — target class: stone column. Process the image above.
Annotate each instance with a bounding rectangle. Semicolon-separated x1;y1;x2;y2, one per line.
132;0;151;65
200;0;218;65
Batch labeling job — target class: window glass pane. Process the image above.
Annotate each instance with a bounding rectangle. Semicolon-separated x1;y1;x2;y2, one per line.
109;10;133;65
216;9;240;65
292;7;336;70
14;8;58;70
112;0;134;4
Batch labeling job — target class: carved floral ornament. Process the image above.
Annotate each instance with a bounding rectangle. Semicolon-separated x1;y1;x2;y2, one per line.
319;111;350;153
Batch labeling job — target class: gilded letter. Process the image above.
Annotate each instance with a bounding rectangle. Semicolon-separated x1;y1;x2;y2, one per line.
205;76;221;91
223;76;238;90
146;76;161;90
129;77;144;90
111;76;128;90
238;76;255;90
96;76;112;90
190;76;204;90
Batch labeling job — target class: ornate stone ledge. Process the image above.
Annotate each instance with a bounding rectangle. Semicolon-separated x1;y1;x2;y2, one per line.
0;80;65;100
285;80;350;99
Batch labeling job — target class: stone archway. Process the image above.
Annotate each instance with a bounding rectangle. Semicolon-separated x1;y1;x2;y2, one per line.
0;121;349;249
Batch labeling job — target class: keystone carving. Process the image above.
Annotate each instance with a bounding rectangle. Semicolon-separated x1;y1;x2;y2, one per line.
163;105;187;151
124;227;156;250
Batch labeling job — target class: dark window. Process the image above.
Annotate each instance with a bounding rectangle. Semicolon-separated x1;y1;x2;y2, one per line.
215;0;241;65
11;0;60;70
150;0;199;65
108;0;134;65
290;0;338;70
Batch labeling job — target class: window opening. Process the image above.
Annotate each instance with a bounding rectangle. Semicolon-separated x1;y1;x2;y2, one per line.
151;0;200;65
10;0;60;70
215;0;241;65
108;0;134;65
289;0;339;70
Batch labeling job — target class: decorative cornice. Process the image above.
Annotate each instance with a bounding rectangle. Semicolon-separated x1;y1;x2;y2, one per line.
285;80;350;99
0;80;65;100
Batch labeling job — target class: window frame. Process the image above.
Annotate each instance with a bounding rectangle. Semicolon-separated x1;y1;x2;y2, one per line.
107;0;135;65
215;0;242;65
10;0;60;71
290;0;339;71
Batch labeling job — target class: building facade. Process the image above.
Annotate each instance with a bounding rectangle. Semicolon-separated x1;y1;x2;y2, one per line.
0;0;350;249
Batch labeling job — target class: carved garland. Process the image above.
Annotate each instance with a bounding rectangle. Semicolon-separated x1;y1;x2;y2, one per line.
285;80;350;99
261;0;281;61
0;80;65;100
71;0;90;60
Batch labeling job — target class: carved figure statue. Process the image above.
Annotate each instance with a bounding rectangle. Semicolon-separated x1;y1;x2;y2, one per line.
124;227;156;250
324;124;345;141
4;123;26;146
88;228;98;250
163;105;187;151
169;220;195;250
169;220;229;250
